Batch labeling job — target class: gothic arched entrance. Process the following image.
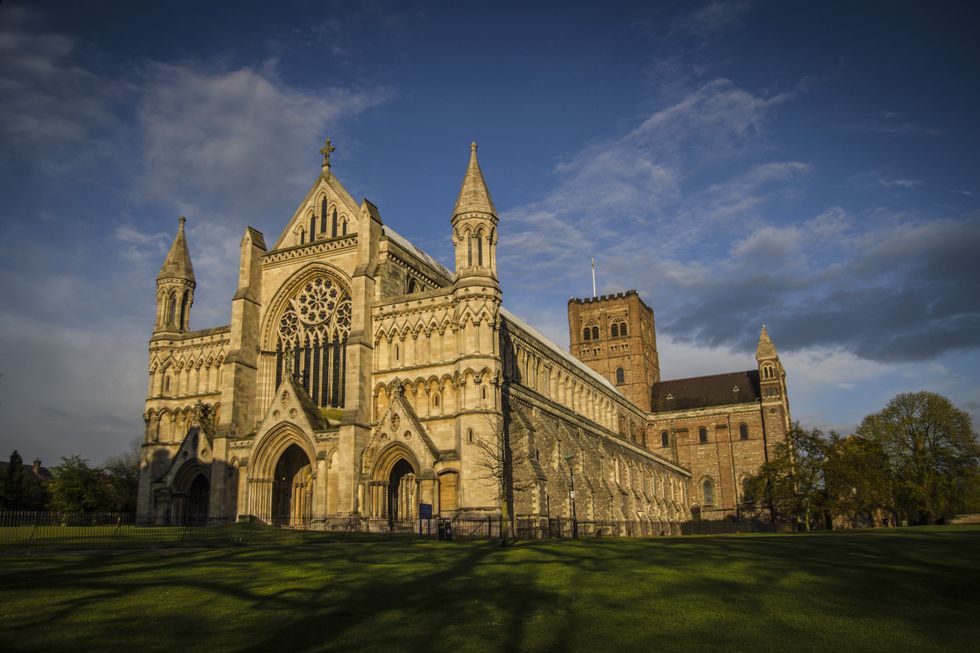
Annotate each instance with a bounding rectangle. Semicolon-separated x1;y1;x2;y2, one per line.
271;443;313;527
366;444;420;523
388;458;417;523
187;474;210;526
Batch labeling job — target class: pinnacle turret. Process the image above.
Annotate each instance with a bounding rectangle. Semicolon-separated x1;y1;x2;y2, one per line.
157;216;195;283
452;142;497;221
756;324;777;360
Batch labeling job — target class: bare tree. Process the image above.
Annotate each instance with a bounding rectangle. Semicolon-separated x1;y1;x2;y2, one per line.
471;403;534;545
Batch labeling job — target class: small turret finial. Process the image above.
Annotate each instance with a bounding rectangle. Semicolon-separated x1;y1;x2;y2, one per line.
178;215;186;228
471;141;478;152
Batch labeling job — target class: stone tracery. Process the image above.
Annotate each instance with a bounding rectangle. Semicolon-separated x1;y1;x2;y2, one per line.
274;274;352;408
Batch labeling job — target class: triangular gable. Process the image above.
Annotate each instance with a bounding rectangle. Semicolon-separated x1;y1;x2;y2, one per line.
361;384;441;476
272;172;362;251
254;375;329;438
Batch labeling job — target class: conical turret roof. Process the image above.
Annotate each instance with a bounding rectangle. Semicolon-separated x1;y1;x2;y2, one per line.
756;324;777;359
157;216;195;282
452;142;496;219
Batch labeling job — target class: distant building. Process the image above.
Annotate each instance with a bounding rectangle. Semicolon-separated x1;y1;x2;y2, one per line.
138;141;790;529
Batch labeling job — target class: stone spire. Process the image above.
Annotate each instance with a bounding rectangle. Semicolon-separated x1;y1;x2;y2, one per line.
756;324;777;360
452;142;497;220
157;216;195;283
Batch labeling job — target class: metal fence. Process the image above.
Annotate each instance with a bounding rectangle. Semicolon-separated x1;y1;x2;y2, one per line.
0;511;785;552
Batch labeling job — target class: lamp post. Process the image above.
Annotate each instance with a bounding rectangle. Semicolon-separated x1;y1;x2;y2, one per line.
565;453;578;539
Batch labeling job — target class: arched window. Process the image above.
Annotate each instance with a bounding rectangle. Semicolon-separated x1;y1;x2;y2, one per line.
179;290;189;329
661;431;669;448
407;278;417;294
342;219;347;236
165;292;176;325
467;428;474;444
583;327;591;341
615;367;625;384
702;478;715;505
394;344;399;361
620;322;628;337
611;323;619;338
331;209;338;238
591;326;599;340
739;423;749;440
466;233;473;266
482;385;488;400
310;213;317;241
299;229;305;245
762;364;774;379
477;232;484;266
698;426;708;444
320;198;327;233
433;394;440;408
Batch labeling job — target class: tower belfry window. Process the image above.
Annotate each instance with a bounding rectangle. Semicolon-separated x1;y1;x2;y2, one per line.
179;290;189;329
166;293;176;325
477;232;484;266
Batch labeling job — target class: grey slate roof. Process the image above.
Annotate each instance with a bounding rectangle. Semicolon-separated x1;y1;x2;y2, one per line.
651;370;761;412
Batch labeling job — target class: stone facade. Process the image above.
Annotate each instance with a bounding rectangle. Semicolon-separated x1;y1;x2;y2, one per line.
138;140;790;530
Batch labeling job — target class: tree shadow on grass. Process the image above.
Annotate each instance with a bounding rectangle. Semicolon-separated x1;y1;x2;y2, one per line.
2;528;979;652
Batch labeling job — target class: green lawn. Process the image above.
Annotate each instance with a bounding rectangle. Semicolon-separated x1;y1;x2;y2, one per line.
1;526;978;652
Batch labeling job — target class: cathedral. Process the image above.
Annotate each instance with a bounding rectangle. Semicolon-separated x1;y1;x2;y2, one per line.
138;140;791;532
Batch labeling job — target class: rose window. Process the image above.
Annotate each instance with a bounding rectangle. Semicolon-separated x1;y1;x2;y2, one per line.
273;273;352;409
295;277;340;325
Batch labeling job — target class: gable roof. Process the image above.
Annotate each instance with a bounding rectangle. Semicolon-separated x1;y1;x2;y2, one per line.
500;308;622;397
651;370;761;412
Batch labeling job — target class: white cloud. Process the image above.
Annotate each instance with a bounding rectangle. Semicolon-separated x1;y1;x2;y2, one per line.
878;178;924;189
500;78;802;290
136;62;393;218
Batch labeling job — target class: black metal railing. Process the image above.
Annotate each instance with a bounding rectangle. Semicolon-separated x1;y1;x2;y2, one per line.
0;511;785;552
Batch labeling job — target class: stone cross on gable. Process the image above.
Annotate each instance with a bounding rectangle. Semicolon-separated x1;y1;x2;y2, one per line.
320;138;336;170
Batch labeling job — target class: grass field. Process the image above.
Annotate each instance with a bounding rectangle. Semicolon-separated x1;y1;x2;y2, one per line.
1;526;978;652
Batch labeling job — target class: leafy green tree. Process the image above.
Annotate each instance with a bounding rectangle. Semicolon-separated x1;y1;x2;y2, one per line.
823;434;893;528
1;450;26;509
47;456;112;512
103;438;141;513
1;451;50;510
742;423;829;529
856;391;980;524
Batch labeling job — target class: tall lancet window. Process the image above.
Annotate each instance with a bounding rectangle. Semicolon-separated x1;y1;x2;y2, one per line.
477;231;484;266
466;233;473;266
320;198;327;234
179;290;190;329
273;275;352;409
165;292;177;325
331;209;338;238
310;213;317;242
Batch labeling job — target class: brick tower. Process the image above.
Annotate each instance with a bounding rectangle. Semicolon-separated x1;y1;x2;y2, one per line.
567;290;660;408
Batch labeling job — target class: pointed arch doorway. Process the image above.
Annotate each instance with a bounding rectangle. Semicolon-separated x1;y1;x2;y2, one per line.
368;445;420;524
388;458;417;524
271;443;313;527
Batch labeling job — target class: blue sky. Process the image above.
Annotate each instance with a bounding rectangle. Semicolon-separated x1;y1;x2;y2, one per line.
1;0;978;465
